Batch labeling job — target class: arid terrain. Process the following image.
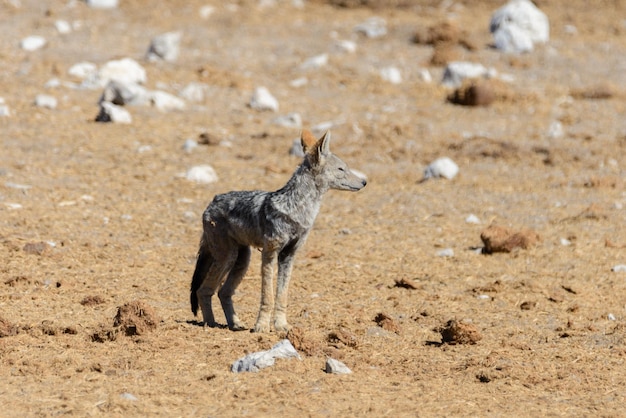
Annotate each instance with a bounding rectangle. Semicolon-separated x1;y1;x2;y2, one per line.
1;0;625;416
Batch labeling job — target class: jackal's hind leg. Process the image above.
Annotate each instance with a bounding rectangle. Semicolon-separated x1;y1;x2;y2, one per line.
197;251;237;327
219;246;251;331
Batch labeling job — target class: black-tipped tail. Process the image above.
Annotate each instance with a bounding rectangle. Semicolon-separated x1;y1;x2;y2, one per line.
190;238;212;316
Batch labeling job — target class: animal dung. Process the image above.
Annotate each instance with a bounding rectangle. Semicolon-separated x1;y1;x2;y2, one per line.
480;225;540;254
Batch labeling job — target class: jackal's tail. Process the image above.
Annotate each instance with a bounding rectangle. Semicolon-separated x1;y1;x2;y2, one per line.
190;237;212;316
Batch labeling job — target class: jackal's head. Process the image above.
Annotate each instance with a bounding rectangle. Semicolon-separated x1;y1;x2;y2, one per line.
300;130;367;192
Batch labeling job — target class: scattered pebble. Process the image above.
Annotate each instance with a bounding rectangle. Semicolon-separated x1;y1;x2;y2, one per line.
186;165;218;184
437;319;482;345
199;5;215;19
68;62;98;80
231;339;301;373
480;225;540;254
418;68;432;83
560;237;572;246
423;157;459;180
146;31;182;62
273;113;302;128
85;0;119;9
183;139;198;153
95;102;132;124
90;58;147;88
120;393;138;401
54;20;72;34
20;35;47;51
442;61;495;88
249;87;279;112
34;94;57;109
100;80;150;106
379;66;402;84
612;265;626;273
300;53;328;70
179;82;207;102
150;90;186;112
354;17;387;38
608;313;616;321
547;121;564;138
325;358;352;375
466;214;481;224
436;248;454;257
490;0;549;53
334;40;357;53
0;97;10;117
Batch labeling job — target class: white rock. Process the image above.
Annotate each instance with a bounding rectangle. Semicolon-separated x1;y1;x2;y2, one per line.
289;77;308;88
34;94;57;109
231;339;301;373
289;137;305;157
465;214;481;224
608;313;616;321
146;31;182;62
436;248;455;257
300;53;328;70
179;82;207;102
442;61;494;88
612;265;626;273
186;165;218;184
55;20;72;34
249;87;278;112
334;40;357;54
548;121;563;138
560;238;571;246
85;0;119;9
87;58;146;88
424;157;459;180
418;68;432;83
149;90;186;111
20;35;46;51
354;17;387;38
0;97;10;117
183;139;198;153
490;0;549;53
99;80;150;106
380;67;402;84
68;62;98;79
119;392;138;401
95;102;132;124
199;5;215;19
325;358;352;374
273;113;302;128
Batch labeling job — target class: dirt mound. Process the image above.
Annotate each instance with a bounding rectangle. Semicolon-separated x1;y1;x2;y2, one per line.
113;301;159;337
437;320;482;345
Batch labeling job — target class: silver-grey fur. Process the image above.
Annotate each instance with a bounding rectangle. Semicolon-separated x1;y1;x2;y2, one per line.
190;130;366;332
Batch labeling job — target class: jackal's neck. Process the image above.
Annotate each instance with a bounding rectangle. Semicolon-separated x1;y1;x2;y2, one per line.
272;161;324;225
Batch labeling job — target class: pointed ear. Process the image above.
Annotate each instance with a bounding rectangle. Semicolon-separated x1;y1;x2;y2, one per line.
316;130;331;157
300;129;317;154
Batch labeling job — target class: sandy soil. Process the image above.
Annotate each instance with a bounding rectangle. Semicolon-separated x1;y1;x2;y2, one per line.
1;0;625;416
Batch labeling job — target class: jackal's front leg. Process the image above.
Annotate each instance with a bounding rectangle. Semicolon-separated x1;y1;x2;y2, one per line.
253;248;276;333
273;251;296;332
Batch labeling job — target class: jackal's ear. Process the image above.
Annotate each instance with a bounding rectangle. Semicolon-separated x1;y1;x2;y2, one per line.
316;130;331;157
300;129;317;154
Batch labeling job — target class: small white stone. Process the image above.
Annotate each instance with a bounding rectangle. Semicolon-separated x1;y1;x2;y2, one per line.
0;98;10;117
608;313;616;321
325;358;352;374
34;94;57;109
199;5;215;19
289;77;308;88
380;67;402;84
89;58;147;88
95;102;132;124
560;238;571;246
424;157;459;180
100;80;150;106
4;203;23;210
300;54;328;70
465;214;481;224
418;68;432;83
273;113;302;128
354;17;387;38
186;165;218;184
477;294;490;300
334;40;357;53
548;121;563;138
20;35;47;51
612;265;626;273
183;139;198;153
119;392;138;401
86;0;119;9
490;0;549;53
55;20;72;34
442;61;493;88
146;31;182;62
436;248;454;257
150;90;186;112
249;87;278;112
179;82;207;102
68;62;98;80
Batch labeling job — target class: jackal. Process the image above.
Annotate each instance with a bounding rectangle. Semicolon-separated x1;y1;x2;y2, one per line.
190;130;366;332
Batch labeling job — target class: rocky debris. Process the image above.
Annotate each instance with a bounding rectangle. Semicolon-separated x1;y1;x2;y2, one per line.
325;358;352;374
85;0;119;9
490;0;549;53
86;58;147;89
99;80;150;106
146;31;182;62
20;35;46;51
249;87;279;112
423;157;459;180
374;312;400;334
185;165;219;184
231;339;301;373
437;319;482;345
354;16;386;38
379;66;402;84
0;317;19;338
442;61;496;88
95;102;132;123
113;300;159;337
448;80;495;107
34;94;58;109
480;225;540;254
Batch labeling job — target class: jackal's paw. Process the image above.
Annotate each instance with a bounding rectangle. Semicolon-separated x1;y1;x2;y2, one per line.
252;321;271;333
273;319;291;333
229;322;247;332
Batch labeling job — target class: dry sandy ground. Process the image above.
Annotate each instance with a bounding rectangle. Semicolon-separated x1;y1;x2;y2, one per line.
1;0;625;416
